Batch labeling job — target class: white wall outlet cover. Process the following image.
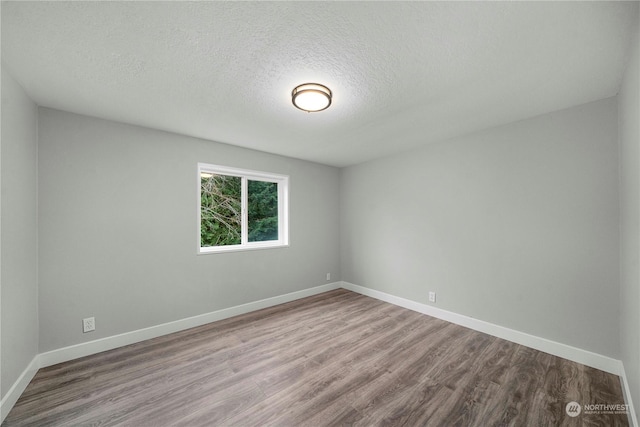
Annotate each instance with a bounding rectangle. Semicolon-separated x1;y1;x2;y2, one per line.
428;292;436;303
83;317;95;333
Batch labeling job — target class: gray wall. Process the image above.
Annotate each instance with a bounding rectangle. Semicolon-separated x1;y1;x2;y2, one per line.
340;98;620;358
37;108;340;352
619;10;640;422
1;69;39;398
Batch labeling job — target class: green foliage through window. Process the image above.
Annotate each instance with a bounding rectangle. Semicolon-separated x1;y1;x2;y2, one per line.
199;167;285;251
200;175;241;247
248;180;278;242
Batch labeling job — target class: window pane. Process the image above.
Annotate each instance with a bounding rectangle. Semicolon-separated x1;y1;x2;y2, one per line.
248;180;278;242
200;174;241;246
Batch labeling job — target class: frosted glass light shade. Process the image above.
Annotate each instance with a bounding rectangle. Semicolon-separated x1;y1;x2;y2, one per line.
291;83;332;112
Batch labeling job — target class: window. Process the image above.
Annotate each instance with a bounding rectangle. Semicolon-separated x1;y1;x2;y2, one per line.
198;163;289;253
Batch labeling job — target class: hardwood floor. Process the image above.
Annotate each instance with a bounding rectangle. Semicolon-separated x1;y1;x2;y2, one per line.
3;289;629;426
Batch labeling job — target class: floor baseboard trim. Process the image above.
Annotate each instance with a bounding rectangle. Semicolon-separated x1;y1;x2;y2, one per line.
0;355;40;424
5;282;633;424
620;364;639;427
38;282;341;369
340;281;622;376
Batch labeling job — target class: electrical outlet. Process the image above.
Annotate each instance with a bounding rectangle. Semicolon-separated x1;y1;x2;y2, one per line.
428;292;436;303
326;273;331;281
83;317;95;333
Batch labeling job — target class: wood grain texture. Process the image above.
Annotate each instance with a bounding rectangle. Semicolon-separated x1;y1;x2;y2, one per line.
2;289;629;426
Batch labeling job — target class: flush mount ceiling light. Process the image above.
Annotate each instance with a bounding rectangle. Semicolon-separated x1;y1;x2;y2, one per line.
291;83;332;112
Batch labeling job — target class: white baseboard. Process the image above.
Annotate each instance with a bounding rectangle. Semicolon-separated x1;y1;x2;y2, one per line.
3;281;635;425
38;282;341;368
2;282;340;422
343;280;638;425
0;355;40;424
620;364;639;427
340;281;622;375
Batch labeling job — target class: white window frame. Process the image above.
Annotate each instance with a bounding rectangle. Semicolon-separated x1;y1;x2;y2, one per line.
198;163;289;254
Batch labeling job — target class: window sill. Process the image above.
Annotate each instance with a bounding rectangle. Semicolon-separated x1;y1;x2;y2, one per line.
198;243;289;255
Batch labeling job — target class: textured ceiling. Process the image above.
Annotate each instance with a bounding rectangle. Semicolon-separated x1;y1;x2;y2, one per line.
2;1;638;167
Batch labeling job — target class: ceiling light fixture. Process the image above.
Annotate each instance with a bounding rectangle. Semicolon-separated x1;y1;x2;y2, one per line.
291;83;332;112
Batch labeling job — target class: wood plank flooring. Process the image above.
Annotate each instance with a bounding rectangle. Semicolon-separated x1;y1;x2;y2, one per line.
3;289;629;426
